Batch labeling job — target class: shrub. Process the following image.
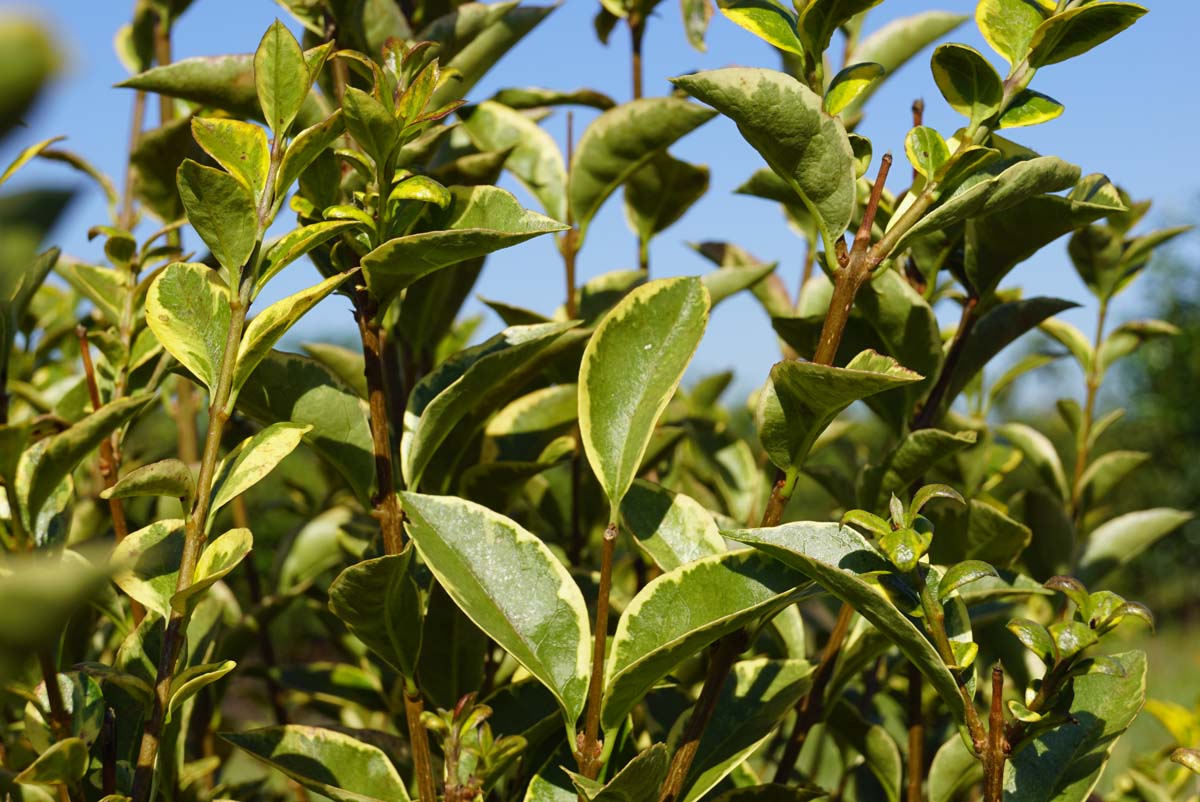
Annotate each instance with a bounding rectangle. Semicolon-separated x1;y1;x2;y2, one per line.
0;2;1195;802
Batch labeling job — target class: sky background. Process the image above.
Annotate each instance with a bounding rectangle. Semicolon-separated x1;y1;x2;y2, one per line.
3;0;1197;403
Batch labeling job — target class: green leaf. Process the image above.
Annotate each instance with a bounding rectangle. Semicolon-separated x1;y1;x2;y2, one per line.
168;660;236;717
1003;651;1146;801
460;100;567;222
256;220;359;295
1026;2;1146;68
826;703;903;802
14;738;87;786
975;0;1048;65
1096;319;1179;375
237;350;376;506
887;155;1080;256
361;185;567;307
1172;748;1200;775
682;0;715;51
177;159;258;274
716;0;804;56
276;110;345;197
904;126;951;180
209;422;311;521
190;117;270;200
418;583;489;709
1078;508;1194;586
699;260;777;307
998;89;1064;128
489;86;616;110
621;480;726;572
1078;451;1148;511
672;67;856;248
18;395;151;527
403;321;577;490
171;526;252;613
624;152;710;248
928;735;981;802
254;20;309;134
929;500;1032;568
1040;316;1093;374
55;259;124;324
568;97;715;241
579;277;710;517
328;549;423;678
101;458;195;509
221;725;411;802
931;43;1003;126
824;62;884;116
757;349;921;473
681;659;815;802
401;492;591;726
859;429;977;507
798;0;883;58
844;11;968;115
233;271;352;392
111;519;185;618
119;51;328;128
1007;618;1055;664
145;261;230;392
341;87;398;168
1;136;64;188
602;549;808;733
940;560;999;600
725;523;965;724
999;422;1069;501
570;744;669;802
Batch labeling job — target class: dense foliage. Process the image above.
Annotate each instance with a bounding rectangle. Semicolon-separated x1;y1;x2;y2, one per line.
0;2;1197;802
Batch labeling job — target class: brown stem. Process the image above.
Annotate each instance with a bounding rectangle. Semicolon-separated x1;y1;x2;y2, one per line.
906;665;923;802
152;14;174;124
812;154;893;366
760;470;798;528
984;665;1007;802
1069;299;1109;525
658;631;748;802
629;14;645;102
77;328;130;540
233;496;288;725
912;294;979;431
353;288;404;554
404;686;439;802
119;90;146;231
580;523;618;778
563;111;579;319
102;708;117;796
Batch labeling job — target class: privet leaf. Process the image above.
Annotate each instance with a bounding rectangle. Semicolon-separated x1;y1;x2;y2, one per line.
190;117;269;199
672;67;856;247
176;159;258;274
1078;508;1194;585
568;97;715;241
222;725;411;802
328;548;423;678
254;20;309;134
579;277;710;517
459;100;567;222
620;479;726;572
208;422;311;521
402;493;591;726
101;458;195;508
1026;2;1147;68
145;261;230;392
931;43;1003;126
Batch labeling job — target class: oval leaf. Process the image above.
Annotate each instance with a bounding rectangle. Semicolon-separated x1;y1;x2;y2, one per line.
145;261;231;392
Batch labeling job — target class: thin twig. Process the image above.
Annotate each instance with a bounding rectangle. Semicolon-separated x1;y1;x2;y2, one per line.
906;665;923;802
580;523;618;777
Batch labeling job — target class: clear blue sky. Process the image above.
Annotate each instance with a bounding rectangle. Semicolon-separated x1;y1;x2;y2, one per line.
4;0;1197;400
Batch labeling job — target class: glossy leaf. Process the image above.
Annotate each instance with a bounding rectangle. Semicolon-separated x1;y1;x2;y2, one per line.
177;159;259;274
568;97;715;240
579;277;709;517
402;492;591;726
725;523;965;723
328;549;422;678
460;99;567;222
716;0;804;56
602;549;807;732
171;526;252;612
403;321;576;490
1026;3;1147;68
570;744;668;802
275;110;345;196
620;479;725;572
928;735;981;802
1003;651;1146;801
1078;508;1194;585
824;62;884;116
905;126;950;180
999;422;1069;501
233;271;352;391
931;43;1003;125
209;422;311;521
757;349;921;473
361;186;567;306
13;738;87;786
341;87;398;167
190;117;269;199
940;560;999;601
254;20;308;134
256;220;358;294
844;10;967;114
101;458;195;508
673;67;856;247
798;0;883;57
999;89;1064;128
976;0;1048;65
145;261;230;392
222;725;411;802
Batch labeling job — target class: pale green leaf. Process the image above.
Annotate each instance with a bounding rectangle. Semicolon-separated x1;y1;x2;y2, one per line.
209;422;311;522
460;100;567;221
101;458;195;508
1026;2;1146;68
14;738;87;786
621;479;726;572
254;20;309;134
824;62;884;116
190;117;269;199
177;159;259;274
328;548;423;678
976;0;1048;65
1078;508;1194;585
931;43;1003;125
172;526;252;613
716;0;804;56
999;422;1069;501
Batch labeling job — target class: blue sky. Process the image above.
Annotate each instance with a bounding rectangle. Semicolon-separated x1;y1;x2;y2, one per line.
4;0;1196;400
